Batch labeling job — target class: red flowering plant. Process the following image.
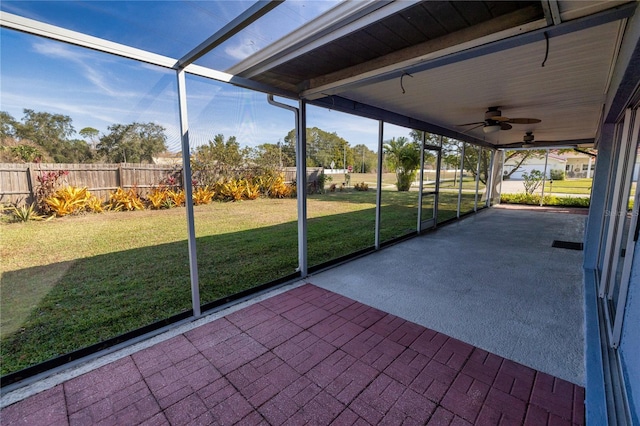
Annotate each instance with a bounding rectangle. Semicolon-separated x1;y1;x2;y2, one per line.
35;170;69;215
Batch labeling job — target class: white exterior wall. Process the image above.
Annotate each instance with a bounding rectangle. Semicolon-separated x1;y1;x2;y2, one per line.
504;158;565;180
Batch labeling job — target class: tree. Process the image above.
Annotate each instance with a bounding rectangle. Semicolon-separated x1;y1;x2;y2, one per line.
352;144;377;173
15;109;75;162
440;138;463;185
522;169;544;194
251;141;294;169
97;122;167;163
80;127;100;149
384;136;420;191
62;139;94;163
284;127;353;168
0;111;18;142
191;134;250;184
502;150;546;179
409;129;441;147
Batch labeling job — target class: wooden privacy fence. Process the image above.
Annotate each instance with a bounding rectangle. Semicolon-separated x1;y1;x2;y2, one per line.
0;163;176;205
0;163;323;205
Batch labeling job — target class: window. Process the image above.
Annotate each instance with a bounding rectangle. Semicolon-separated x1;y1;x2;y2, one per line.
600;107;640;348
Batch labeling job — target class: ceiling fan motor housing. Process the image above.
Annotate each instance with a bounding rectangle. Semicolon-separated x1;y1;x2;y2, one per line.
485;108;502;120
524;132;535;142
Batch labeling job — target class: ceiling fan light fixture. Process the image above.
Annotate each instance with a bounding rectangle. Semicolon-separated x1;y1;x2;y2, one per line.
483;124;501;134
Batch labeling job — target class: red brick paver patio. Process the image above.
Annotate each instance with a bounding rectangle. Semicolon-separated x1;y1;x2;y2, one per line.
1;284;585;425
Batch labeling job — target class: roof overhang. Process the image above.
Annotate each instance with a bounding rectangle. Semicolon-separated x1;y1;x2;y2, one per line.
232;0;638;150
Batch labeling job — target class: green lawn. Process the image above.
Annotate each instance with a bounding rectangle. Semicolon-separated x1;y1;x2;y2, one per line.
2;188;459;375
543;178;593;195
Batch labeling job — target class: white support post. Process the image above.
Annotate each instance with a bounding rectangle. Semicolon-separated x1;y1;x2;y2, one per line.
498;150;505;205
176;70;201;318
486;150;496;207
375;121;384;249
297;100;308;277
434;136;442;224
540;149;549;206
474;146;481;211
417;131;425;232
457;143;465;218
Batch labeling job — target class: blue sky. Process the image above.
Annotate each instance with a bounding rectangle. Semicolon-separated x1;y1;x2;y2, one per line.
0;1;412;153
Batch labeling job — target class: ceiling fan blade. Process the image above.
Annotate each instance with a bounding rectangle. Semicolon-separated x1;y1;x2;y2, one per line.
500;122;513;130
506;118;541;124
498;142;524;148
456;121;484;126
492;116;510;122
461;123;485;134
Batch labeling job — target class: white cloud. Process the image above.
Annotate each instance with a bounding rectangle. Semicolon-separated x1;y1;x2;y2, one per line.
223;37;262;61
32;40;121;96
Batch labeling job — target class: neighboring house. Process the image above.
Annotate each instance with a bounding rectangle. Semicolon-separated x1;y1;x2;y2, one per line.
153;152;183;165
504;151;594;179
562;151;596;178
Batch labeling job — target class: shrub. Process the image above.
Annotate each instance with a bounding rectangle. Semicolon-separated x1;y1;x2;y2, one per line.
242;179;260;200
108;188;144;211
396;170;417;191
255;171;293;198
215;179;245;202
147;187;168;209
522;170;544;194
500;192;590;207
354;182;369;191
35;170;69;215
316;173;332;194
193;186;215;205
500;193;539;205
167;189;186;206
8;203;46;222
45;186;91;217
550;169;565;181
86;195;104;213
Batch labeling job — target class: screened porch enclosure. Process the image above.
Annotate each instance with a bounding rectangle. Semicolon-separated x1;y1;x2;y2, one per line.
1;1;639;424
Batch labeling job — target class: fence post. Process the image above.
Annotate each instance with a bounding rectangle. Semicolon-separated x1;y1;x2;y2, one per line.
117;164;124;188
26;166;35;204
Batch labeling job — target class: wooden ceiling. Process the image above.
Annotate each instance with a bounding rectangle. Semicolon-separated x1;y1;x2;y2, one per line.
231;0;635;149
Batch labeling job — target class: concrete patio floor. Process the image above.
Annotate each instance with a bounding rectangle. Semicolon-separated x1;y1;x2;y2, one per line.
310;206;586;387
1;207;587;425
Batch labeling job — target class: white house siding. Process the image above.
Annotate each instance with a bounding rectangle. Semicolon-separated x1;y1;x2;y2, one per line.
504;157;565;180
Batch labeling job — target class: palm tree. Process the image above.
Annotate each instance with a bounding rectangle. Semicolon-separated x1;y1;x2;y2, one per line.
384;136;420;191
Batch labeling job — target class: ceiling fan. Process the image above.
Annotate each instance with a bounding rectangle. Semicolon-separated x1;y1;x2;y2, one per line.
501;132;596;149
457;106;541;134
500;132;542;148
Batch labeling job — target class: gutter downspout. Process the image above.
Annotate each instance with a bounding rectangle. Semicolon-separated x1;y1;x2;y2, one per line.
267;95;308;277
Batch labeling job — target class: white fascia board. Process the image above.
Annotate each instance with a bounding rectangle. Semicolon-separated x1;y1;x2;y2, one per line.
0;11;176;69
301;19;548;101
184;64;297;98
226;0;418;78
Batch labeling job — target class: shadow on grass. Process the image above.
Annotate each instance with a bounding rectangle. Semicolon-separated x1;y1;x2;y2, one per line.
0;200;428;377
